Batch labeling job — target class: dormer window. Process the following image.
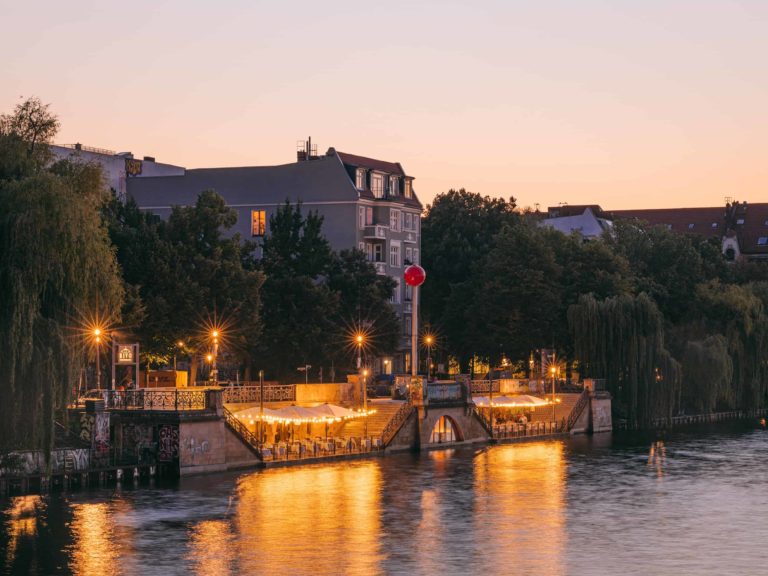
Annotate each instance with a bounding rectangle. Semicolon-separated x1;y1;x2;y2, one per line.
390;177;399;196
371;173;384;198
356;168;366;190
404;179;412;199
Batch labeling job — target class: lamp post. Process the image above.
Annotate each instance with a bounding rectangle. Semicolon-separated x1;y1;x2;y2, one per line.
425;335;433;381
362;368;369;439
259;369;264;444
211;330;219;386
93;328;102;389
404;265;426;378
551;365;557;422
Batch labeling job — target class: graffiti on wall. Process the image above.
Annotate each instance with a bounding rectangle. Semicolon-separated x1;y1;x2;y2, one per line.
93;413;110;458
158;425;179;462
0;449;90;477
120;423;154;463
79;413;94;443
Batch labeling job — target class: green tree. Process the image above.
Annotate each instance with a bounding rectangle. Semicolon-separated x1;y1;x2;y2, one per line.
0;98;123;453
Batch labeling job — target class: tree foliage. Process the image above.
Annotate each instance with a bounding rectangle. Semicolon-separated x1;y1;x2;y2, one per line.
0;98;122;453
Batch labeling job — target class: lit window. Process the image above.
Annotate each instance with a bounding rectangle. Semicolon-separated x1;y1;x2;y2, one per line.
711;222;718;228
371;174;384;198
251;210;266;237
688;223;695;229
356;168;366;190
390;209;401;232
404;179;412;199
390;242;401;267
736;218;745;225
758;237;768;246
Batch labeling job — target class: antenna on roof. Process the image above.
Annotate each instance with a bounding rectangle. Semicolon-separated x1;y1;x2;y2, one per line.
296;137;318;162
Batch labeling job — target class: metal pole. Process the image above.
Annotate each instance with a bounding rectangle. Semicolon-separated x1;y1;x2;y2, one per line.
411;286;418;377
552;350;556;423
363;370;368;439
213;340;219;386
259;369;264;444
96;339;101;390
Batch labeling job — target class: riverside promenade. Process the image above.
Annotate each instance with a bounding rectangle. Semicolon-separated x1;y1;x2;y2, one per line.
1;380;606;496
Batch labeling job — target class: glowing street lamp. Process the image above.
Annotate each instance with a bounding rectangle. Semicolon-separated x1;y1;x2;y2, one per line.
362;368;369;438
424;334;434;381
93;328;102;389
210;330;220;385
551;365;557;422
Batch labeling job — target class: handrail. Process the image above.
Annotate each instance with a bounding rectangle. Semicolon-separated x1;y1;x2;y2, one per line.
381;402;415;446
223;406;263;460
566;390;590;431
222;385;296;404
473;408;494;438
79;389;211;411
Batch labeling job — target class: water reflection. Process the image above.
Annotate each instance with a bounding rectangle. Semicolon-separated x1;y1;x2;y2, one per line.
68;500;135;575
3;496;42;571
233;462;383;575
473;442;566;574
647;440;666;478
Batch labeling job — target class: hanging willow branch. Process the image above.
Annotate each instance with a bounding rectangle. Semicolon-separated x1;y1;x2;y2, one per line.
568;293;681;427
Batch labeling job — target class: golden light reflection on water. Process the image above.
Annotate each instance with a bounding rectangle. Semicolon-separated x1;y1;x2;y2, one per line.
234;462;384;575
188;520;236;576
3;496;42;568
648;440;666;478
474;441;566;574
69;500;134;576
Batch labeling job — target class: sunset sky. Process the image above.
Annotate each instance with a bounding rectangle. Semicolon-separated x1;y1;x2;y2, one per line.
2;0;766;210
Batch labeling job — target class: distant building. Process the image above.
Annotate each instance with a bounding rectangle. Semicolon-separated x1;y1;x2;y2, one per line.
612;201;768;262
541;205;613;240
128;141;423;374
50;143;185;199
541;201;768;262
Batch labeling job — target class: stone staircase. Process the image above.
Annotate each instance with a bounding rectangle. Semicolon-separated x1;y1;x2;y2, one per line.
335;400;407;440
529;392;584;423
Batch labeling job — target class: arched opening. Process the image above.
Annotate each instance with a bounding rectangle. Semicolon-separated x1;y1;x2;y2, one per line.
430;415;459;443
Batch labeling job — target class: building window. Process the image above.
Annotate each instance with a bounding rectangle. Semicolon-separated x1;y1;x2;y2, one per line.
371;174;384;198
711;222;718;229
390;242;401;267
764;220;768;226
367;243;383;262
404;179;412;198
390;177;399;196
251;210;266;237
359;207;365;229
404;212;413;231
404;246;413;265
758;237;768;246
736;218;745;225
430;416;456;443
405;284;412;302
413;216;419;233
390;209;402;232
366;207;374;226
404;314;412;336
359;242;365;252
356;168;366;190
688;223;695;230
413;248;419;264
391;277;401;304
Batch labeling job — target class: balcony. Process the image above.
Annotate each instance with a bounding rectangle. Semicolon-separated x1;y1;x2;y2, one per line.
364;225;388;240
403;232;417;244
374;262;387;275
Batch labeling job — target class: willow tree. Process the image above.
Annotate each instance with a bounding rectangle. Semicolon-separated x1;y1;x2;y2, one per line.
0;99;123;454
568;293;681;427
682;335;733;414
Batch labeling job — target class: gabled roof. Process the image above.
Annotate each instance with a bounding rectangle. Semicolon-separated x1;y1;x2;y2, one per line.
335;151;406;177
611;207;725;236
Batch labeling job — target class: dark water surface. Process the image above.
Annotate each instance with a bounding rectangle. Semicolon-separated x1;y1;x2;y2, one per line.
2;424;767;575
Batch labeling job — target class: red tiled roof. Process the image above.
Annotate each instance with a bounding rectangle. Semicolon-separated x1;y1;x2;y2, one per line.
336;151;406;177
611;207;726;236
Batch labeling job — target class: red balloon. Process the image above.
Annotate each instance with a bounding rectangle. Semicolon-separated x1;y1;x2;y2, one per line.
404;264;426;287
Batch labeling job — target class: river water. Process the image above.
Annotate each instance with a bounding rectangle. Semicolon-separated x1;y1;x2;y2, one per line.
2;423;767;575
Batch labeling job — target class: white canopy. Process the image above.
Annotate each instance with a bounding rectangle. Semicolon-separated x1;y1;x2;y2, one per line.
233;403;372;424
473;394;549;408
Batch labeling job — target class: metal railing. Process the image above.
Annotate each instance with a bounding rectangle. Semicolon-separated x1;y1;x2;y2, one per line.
83;389;212;411
222;385;296;404
475;409;565;439
223;407;263;459
426;382;466;404
566;390;590;431
381;402;415;446
470;380;500;394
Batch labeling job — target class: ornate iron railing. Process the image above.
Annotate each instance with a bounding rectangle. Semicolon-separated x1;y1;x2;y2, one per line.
98;389;210;411
566;390;590;431
426;383;465;404
223;406;263;459
222;385;296;404
470;380;500;394
381;402;415;446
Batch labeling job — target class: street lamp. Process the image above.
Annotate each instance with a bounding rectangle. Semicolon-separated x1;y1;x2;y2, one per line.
424;335;434;381
93;328;103;389
551;365;557;422
211;330;219;385
362;368;369;439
